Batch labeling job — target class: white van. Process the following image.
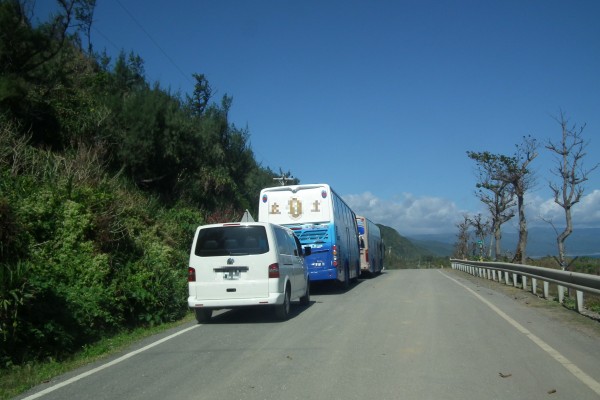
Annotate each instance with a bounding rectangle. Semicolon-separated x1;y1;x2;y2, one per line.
187;222;311;322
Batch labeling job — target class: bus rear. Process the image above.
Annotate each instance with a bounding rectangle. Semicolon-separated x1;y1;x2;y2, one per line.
258;184;341;282
356;215;383;276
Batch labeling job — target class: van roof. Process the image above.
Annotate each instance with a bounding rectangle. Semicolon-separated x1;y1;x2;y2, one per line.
197;221;283;230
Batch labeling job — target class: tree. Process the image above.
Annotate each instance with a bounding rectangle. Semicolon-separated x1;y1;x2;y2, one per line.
545;112;599;270
0;0;99;147
467;136;538;264
187;73;212;117
453;214;471;259
470;213;490;260
73;0;97;55
500;136;538;264
467;151;516;260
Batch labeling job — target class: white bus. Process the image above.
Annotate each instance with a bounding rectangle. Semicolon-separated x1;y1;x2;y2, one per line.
258;184;360;287
356;215;384;276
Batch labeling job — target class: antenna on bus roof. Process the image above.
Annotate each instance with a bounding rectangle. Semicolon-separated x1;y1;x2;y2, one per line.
273;169;294;186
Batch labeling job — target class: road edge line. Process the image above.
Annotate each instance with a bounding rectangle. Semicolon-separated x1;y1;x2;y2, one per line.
440;270;600;396
21;324;200;399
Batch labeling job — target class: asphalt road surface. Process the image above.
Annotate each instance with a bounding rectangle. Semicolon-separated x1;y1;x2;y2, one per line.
17;269;600;400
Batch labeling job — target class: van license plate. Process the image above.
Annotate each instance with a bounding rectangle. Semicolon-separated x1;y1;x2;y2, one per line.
223;270;241;280
214;266;248;280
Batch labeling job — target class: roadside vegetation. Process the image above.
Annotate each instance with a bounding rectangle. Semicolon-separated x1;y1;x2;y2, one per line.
0;0;286;380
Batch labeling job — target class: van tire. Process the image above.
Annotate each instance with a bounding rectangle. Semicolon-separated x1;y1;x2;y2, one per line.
300;279;310;306
275;287;291;321
195;308;212;323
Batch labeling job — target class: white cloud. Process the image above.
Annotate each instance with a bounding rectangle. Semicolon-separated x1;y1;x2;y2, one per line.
344;189;600;237
343;192;463;236
528;189;600;228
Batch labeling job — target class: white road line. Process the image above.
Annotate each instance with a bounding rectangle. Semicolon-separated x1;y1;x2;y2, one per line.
21;324;199;399
441;271;600;396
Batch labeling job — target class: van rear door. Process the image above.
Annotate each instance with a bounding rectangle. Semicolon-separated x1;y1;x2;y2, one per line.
190;225;270;300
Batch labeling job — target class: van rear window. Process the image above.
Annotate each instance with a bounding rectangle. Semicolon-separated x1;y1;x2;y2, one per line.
194;226;269;257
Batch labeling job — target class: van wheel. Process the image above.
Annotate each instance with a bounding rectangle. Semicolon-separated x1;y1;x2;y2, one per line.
195;308;212;323
275;287;291;321
300;279;310;306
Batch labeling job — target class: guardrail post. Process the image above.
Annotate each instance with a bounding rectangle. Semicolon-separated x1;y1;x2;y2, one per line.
576;291;584;313
522;275;527;291
558;285;565;304
492;270;497;281
531;278;537;295
505;271;510;285
543;281;549;299
512;273;518;287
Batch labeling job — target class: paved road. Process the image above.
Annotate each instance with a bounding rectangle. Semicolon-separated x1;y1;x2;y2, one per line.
17;269;600;400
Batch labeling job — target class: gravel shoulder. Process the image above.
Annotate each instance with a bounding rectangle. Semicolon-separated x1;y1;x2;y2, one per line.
445;267;600;339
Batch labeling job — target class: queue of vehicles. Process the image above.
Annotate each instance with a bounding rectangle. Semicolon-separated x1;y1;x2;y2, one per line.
187;183;384;323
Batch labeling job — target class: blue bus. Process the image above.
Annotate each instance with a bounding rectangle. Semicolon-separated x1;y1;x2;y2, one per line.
356;215;384;276
258;184;360;287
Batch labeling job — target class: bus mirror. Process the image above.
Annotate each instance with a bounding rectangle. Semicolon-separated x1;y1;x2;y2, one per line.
303;246;312;256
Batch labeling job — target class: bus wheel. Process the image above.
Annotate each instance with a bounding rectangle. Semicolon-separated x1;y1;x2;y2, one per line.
352;263;360;283
343;264;350;290
275;286;291;320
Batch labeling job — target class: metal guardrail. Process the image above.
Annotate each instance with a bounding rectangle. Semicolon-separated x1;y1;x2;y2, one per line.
450;259;600;313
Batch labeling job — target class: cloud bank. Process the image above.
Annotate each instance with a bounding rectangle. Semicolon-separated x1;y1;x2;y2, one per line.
343;190;600;236
343;192;464;236
528;189;600;229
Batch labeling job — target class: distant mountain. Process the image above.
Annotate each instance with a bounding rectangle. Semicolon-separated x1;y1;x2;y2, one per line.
377;224;436;268
408;227;600;258
409;238;455;257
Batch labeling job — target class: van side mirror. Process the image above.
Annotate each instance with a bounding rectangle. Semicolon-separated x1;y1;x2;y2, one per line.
303;246;312;256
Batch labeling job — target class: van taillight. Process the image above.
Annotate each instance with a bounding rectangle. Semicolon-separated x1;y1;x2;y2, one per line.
188;267;196;282
269;263;280;278
365;249;369;262
332;245;338;267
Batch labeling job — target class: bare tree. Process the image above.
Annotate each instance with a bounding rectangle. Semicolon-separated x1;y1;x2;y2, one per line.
470;213;491;260
453;214;471;259
73;0;97;54
467;151;517;260
545;112;599;270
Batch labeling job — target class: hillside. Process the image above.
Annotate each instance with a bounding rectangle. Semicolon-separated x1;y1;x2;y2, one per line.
377;224;446;268
0;3;282;367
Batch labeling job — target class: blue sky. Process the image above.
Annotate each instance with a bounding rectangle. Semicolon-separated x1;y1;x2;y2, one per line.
35;0;600;236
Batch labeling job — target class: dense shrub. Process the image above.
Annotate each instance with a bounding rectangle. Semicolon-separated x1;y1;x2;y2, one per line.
0;167;202;365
